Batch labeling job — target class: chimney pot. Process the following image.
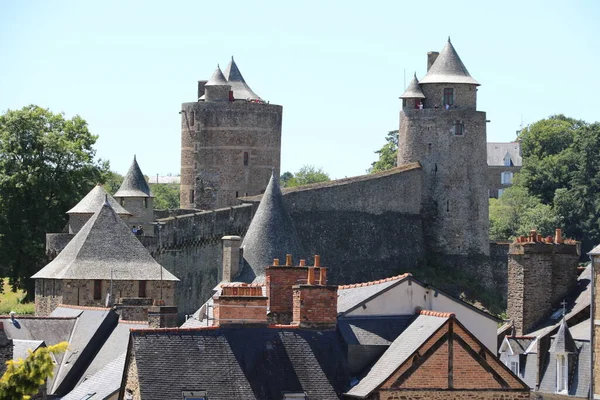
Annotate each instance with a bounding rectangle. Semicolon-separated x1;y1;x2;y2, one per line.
299;259;306;267
314;255;321;267
555;228;563;244
273;258;280;266
307;267;316;285
286;254;292;266
319;267;327;285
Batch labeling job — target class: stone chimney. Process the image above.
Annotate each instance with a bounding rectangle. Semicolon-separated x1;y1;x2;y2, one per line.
266;254;310;324
292;259;338;329
589;243;600;397
427;51;439;71
507;228;579;335
213;284;267;325
197;80;208;100
148;301;179;328
222;236;241;282
0;322;13;375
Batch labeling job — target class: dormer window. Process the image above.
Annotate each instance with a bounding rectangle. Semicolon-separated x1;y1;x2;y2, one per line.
556;354;568;393
443;88;454;106
504;154;513;166
454;121;464;136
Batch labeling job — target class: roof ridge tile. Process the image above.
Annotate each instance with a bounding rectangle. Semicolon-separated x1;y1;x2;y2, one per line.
338;273;411;290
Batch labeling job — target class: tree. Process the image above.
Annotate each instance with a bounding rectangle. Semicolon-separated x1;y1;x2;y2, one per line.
279;171;293;187
103;170;123;195
0;341;68;399
283;165;330;188
150;183;180;209
369;130;398;173
0;105;110;297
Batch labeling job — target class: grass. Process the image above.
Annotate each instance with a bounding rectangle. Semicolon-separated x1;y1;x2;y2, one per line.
0;279;35;315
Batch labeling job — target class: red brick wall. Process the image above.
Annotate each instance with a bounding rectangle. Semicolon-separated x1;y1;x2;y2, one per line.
292;285;337;328
214;296;267;324
376;390;531;400
266;266;309;314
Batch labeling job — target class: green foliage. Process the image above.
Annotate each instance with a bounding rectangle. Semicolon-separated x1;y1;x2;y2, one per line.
489;185;560;240
514;115;600;252
279;171;293;187
0;341;68;399
0;105;110;297
282;165;330;188
103;171;123;195
369;130;398;173
0;279;34;315
150;183;180;210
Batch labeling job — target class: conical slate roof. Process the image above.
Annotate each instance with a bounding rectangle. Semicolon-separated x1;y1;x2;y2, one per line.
205;65;229;86
549;318;577;354
32;201;178;281
240;171;303;282
400;73;426;99
419;38;479;85
114;156;152;198
223;57;261;101
67;184;131;215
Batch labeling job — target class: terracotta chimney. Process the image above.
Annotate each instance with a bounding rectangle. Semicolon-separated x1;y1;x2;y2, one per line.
292;264;337;329
213;284;267;325
555;228;563;244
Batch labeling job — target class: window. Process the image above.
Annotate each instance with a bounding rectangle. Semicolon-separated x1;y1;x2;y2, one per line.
504;155;512;166
139;281;147;298
556;354;568;393
243;151;249;166
510;361;519;375
120;198;125;206
454;121;464;136
498;189;504;197
443;88;454;106
182;391;206;400
501;171;513;185
190;111;195;126
93;280;102;300
144;198;148;208
190;190;195;204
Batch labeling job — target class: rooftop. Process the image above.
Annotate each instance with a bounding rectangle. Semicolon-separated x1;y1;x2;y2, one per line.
114;156;152;198
67;184;131;215
419;38;479;85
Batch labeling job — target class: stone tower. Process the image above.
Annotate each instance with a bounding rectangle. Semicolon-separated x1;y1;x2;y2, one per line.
180;58;283;210
114;156;154;236
589;243;600;397
397;38;489;256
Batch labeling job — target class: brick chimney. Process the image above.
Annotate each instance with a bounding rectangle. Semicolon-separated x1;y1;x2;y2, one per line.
222;235;241;282
213;284;267;325
266;254;310;324
508;228;579;335
148;300;179;328
292;260;338;329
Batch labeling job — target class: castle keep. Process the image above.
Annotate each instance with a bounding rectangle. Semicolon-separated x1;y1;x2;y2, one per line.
180;58;282;210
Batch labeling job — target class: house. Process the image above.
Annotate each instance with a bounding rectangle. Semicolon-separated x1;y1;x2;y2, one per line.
487;141;522;198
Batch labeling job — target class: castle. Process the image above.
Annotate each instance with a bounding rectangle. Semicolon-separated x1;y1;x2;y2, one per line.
46;39;503;320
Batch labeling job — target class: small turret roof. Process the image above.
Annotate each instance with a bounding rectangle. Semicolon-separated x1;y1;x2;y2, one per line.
67;184;131;215
400;73;426;99
32;201;178;281
240;171;303;282
549;318;577;354
205;65;229;86
223;57;261;101
419;38;479;85
114;156;152;198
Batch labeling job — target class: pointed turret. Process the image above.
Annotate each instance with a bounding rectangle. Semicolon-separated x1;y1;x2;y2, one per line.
114;156;152;198
549;318;577;354
202;65;232;102
68;184;131;216
223;57;261;101
400;73;426;99
419;39;479;85
32;202;178;281
205;65;228;86
240;171;303;282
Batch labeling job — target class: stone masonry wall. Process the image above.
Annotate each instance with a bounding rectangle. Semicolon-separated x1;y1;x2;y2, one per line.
420;82;477;111
487;165;521;198
180;101;282;210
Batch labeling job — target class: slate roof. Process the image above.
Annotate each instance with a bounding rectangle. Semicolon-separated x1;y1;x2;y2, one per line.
240;171;303;283
346;314;448;398
419;38;479;85
505;336;535;355
67;184;131;215
338;315;413;346
12;339;45;361
590;243;600;255
114;156;152;198
205;65;229;86
538;340;590;397
337;274;411;315
61;353;127;400
487;142;522;167
33;201;178;281
223;57;261;100
567;319;590;341
399;73;426;99
126;327;350;400
549;318;577;354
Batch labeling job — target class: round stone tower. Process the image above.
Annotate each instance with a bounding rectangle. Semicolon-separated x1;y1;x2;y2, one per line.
180;58;283;210
397;38;489;256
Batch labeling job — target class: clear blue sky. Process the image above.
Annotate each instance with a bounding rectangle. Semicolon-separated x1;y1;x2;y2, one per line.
1;1;598;179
